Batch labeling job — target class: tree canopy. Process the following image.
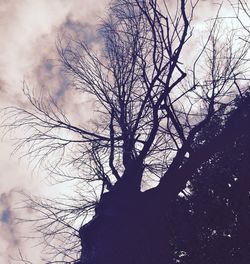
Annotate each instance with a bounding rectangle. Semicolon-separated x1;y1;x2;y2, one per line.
2;0;250;263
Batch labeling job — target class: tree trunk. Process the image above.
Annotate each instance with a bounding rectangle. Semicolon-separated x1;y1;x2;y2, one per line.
79;186;175;264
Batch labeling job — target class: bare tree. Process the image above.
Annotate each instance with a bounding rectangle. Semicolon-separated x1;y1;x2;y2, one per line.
2;0;250;263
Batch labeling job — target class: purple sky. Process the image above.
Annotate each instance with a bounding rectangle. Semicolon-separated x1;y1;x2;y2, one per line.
0;0;249;263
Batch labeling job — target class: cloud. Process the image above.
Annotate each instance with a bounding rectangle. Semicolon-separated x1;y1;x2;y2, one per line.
0;189;46;263
0;0;71;105
0;1;108;262
0;0;109;101
0;190;20;262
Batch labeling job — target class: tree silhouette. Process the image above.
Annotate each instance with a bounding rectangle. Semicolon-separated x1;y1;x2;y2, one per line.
169;94;250;263
2;0;250;263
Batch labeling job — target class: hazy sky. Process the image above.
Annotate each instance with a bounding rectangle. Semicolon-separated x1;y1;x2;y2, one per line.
0;0;109;262
0;0;248;263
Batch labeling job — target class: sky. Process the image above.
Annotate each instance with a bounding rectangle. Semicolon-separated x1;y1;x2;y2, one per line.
0;0;109;262
0;0;249;263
